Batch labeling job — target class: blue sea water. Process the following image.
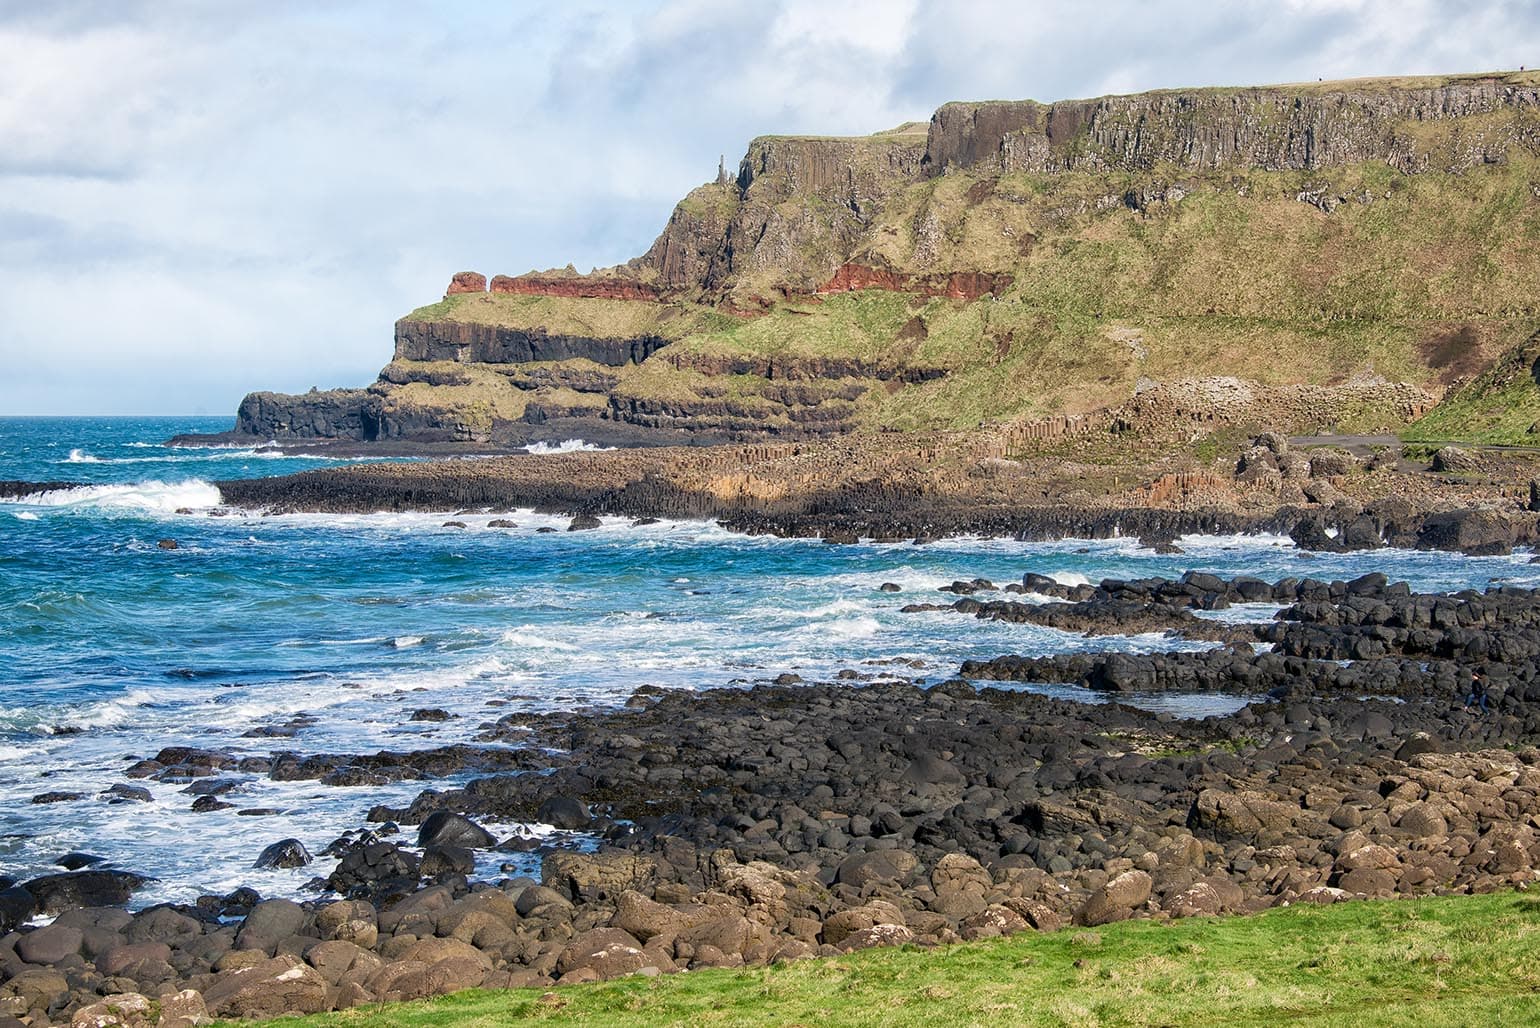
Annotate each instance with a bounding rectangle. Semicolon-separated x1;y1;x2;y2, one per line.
0;415;1535;907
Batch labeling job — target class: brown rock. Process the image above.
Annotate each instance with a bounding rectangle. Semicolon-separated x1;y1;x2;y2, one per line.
839;923;916;951
155;989;209;1028
542;851;657;903
69;991;152;1028
1076;870;1153;927
314;900;378;949
1002;898;1061;932
834;849;919;888
16;924;83;964
554;928;651;980
958;904;1030;940
612;890;686;943
1396;803;1449;839
445;271;487;295
820;902;905;946
202;954;329;1019
304;939;381;986
95;942;171;978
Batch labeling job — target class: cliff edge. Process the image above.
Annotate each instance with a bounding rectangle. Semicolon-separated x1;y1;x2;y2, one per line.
195;72;1540;448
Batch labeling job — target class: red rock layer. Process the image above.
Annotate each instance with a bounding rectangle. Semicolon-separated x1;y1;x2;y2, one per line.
489;275;664;302
445;271;488;295
817;264;1013;301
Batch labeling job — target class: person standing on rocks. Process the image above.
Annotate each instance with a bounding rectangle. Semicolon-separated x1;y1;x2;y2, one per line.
1465;671;1490;714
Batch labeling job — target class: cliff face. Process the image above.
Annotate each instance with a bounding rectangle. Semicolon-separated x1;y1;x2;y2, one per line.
641;131;929;300
218;72;1540;448
923;78;1540;176
393;319;667;366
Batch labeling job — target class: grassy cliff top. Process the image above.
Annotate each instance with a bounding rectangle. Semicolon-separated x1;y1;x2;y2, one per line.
400;293;736;340
938;69;1540;111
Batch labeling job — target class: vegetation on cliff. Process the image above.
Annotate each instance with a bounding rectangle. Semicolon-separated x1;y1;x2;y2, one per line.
234;73;1540;446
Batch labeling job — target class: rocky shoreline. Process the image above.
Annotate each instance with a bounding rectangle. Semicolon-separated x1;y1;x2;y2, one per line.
0;572;1537;1024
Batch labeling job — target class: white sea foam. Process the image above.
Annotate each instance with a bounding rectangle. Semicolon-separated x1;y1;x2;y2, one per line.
3;479;222;512
11;511;38;521
523;439;614;454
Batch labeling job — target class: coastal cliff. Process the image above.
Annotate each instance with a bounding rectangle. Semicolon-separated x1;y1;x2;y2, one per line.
205;72;1540;447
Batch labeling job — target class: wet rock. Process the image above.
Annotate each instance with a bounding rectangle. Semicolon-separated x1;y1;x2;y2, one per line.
253;839;313;870
420;846;476;878
56;853;106;871
417;811;495;850
536;795;590;830
24;871;148;915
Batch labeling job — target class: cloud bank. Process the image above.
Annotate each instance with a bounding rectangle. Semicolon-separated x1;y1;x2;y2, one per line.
2;0;1536;414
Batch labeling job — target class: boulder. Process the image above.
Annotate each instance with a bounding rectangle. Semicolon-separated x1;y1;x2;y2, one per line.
536;795;591;829
834;849;919;888
68;991;153;1028
839;923;916;951
253;839;312;869
416;812;495;850
234;898;308;955
1076;870;1153;926
554;928;651;980
156;989;210;1028
23;871;147;914
315;900;378;949
202;954;329;1019
542;851;657;902
420;846;476;877
16;924;83;965
958;904;1030;940
95;942;172;979
613;891;687;943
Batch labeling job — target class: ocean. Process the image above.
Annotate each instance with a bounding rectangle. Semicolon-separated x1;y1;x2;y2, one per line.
0;415;1534;908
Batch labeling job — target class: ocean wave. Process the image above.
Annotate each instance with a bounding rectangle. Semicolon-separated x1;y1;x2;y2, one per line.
3;479;222;512
60;447;337;466
523;439;615;455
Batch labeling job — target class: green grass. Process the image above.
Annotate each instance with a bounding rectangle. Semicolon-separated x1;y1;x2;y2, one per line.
1408;331;1540;444
250;891;1540;1028
386;134;1540;435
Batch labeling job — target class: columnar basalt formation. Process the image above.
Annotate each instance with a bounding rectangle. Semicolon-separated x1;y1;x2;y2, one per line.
922;78;1540;176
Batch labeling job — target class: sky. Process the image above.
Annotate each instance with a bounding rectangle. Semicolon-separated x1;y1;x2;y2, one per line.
2;0;1538;415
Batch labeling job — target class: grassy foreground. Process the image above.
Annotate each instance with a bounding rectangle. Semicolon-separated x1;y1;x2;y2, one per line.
250;891;1540;1028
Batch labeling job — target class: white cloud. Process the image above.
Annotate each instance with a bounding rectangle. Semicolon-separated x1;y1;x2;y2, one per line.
1;0;1539;414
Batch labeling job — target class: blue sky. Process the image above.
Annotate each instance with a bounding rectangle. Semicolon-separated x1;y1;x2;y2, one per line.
2;0;1538;415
